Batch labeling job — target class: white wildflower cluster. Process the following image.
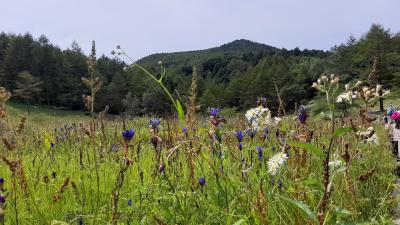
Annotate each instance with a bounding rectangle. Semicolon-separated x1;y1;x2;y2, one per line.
357;127;379;144
336;80;362;104
267;152;288;176
245;106;272;130
311;74;340;92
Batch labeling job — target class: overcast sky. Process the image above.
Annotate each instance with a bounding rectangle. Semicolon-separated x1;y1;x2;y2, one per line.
1;0;399;60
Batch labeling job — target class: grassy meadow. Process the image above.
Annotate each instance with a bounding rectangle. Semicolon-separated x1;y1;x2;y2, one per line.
0;93;398;225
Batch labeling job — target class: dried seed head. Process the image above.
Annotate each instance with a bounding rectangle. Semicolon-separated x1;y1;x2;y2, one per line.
2;137;16;151
16;116;27;135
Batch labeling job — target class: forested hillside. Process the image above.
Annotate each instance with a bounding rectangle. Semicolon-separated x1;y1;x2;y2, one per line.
0;24;399;115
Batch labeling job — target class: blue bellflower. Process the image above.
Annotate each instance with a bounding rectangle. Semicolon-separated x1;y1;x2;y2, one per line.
210;108;220;117
298;105;308;124
256;146;263;160
246;128;257;140
122;129;135;142
235;131;244;142
149;118;161;129
198;177;206;186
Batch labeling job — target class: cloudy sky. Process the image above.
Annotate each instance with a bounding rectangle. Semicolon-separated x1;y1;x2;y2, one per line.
1;0;399;59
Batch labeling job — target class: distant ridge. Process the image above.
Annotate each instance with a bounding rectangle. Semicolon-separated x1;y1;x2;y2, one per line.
137;39;280;64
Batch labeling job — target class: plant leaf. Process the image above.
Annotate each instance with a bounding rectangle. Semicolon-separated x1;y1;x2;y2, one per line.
176;100;185;122
279;196;319;224
333;207;351;217
232;218;247;225
287;141;324;157
333;127;353;138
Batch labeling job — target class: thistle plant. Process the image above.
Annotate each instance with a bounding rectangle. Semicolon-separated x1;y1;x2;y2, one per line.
312;74;342;223
112;46;185;122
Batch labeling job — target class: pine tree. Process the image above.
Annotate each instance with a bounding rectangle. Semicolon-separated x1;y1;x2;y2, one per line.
13;71;42;113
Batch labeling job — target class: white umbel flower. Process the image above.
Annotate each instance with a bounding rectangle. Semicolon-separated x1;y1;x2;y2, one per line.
267;152;288;176
245;106;272;129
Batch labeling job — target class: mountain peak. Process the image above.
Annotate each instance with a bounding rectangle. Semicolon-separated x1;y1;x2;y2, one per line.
213;39;277;53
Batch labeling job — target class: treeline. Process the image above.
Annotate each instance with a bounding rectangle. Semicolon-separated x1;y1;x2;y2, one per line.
0;24;399;115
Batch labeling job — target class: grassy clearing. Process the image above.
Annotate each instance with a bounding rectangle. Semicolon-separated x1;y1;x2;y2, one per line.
0;107;397;224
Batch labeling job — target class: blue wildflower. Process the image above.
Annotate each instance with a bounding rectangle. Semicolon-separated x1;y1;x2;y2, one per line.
234;131;244;142
128;199;132;206
262;127;269;140
0;178;4;184
198;177;206;186
122;129;135;142
298;105;308;124
0;195;5;203
182;127;188;134
246;128;257;140
50;142;55;149
210;108;220;117
271;146;276;152
149;118;161;129
256;146;263;160
277;180;283;189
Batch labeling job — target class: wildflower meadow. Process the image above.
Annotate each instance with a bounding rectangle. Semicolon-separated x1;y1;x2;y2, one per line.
0;44;398;225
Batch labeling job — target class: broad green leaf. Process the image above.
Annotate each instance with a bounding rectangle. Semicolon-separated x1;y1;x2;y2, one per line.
333;207;351;217
51;221;69;225
279;196;319;224
287;141;324;157
302;179;320;186
333;127;353;138
232;218;247;225
176;99;185;122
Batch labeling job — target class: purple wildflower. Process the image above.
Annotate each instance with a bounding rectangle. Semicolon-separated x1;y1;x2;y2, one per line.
122;129;135;142
298;105;308;124
182;127;188;134
198;177;206;186
246;128;257;140
277;180;283;189
256;146;263;160
149;118;161;129
128;199;132;206
210;108;220;117
0;195;5;203
234;131;244;142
